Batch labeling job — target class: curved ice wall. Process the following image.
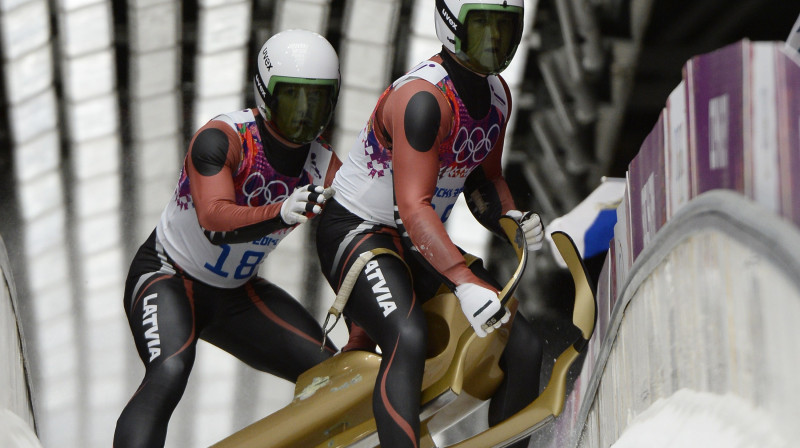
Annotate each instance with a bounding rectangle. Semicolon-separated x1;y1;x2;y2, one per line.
0;235;41;447
533;39;800;447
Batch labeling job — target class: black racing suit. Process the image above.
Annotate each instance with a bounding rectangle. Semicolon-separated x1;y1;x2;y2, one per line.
317;199;543;448
114;110;340;447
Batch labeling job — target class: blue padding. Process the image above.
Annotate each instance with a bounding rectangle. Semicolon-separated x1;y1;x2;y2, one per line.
584;209;617;258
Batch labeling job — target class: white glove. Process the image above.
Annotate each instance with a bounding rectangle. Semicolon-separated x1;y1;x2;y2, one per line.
280;184;327;225
506;210;544;251
322;186;336;201
454;283;510;337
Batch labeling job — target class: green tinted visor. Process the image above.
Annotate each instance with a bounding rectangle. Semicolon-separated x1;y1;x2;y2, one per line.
456;5;524;75
267;76;339;144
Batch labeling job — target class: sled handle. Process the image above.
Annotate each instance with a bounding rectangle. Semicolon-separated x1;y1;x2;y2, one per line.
451;231;596;448
497;215;529;305
551;230;596;341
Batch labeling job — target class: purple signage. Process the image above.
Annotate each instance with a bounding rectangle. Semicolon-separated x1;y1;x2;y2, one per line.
777;49;800;227
607;241;618;311
688;41;746;195
666;80;692;219
628;113;667;260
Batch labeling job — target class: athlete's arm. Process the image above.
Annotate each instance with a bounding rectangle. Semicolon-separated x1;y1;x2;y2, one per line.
324;151;342;188
187;120;288;244
386;80;495;292
464;77;516;237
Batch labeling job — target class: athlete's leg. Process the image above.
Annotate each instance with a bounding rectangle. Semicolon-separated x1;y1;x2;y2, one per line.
114;271;200;448
343;254;427;448
200;277;336;382
467;261;543;445
488;310;542;417
316;200;427;448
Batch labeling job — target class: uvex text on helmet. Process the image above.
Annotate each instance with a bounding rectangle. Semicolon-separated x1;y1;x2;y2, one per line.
434;0;524;75
254;29;340;144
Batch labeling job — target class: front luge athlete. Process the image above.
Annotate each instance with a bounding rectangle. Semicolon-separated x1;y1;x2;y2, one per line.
316;2;545;447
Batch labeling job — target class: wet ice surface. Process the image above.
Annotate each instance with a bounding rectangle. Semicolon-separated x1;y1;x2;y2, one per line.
612;389;790;448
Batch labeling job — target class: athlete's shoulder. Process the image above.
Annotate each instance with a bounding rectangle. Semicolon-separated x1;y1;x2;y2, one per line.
393;58;448;89
189;109;253;170
211;108;257;130
193;113;245;148
390;57;449;99
383;77;451;134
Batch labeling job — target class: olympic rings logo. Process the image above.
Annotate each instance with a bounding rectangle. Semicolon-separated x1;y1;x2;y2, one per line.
452;123;500;165
241;172;291;207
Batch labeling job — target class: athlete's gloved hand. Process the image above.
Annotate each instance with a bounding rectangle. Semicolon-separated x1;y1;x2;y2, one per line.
454;283;510;337
322;185;336;201
280;184;327;225
506;210;544;251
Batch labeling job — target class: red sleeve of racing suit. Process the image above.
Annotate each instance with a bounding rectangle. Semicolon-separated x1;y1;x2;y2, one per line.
187;120;284;233
324;152;342;188
383;80;497;292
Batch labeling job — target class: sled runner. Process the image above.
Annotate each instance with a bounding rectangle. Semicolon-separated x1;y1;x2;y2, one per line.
213;217;596;448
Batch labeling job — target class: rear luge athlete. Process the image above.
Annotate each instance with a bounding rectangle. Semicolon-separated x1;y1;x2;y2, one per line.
114;30;342;447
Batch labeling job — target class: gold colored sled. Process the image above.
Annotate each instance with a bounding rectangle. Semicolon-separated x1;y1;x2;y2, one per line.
213;222;595;448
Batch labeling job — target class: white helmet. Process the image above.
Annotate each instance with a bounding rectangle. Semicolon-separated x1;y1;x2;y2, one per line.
254;29;340;144
434;0;524;75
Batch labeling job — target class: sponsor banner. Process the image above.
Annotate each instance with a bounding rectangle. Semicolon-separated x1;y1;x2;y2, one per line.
747;42;781;214
608;240;618;311
665;80;692;219
776;46;800;226
687;41;746;195
628;112;666;260
612;174;632;310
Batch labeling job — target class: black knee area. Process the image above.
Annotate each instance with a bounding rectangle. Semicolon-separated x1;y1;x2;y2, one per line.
115;355;195;448
489;312;543;428
147;355;194;394
393;321;428;360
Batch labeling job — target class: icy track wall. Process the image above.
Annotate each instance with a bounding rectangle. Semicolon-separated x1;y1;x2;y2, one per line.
0;235;41;446
533;39;800;447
